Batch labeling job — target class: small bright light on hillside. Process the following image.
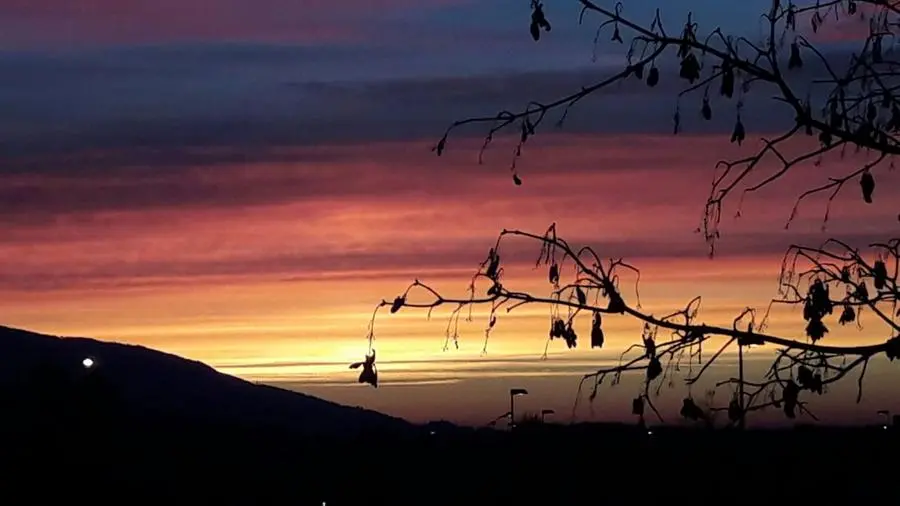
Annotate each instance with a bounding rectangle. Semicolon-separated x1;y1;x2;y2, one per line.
82;358;94;369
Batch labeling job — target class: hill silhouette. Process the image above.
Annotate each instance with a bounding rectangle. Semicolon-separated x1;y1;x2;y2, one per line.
0;325;410;436
0;324;895;504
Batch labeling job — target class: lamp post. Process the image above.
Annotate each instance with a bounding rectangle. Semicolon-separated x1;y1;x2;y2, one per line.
509;388;528;430
877;410;891;429
540;409;555;423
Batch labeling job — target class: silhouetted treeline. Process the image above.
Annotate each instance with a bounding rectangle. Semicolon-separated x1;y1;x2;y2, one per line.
1;409;896;504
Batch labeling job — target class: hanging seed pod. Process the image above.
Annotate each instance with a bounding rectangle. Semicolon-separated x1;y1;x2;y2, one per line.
632;62;644;79
873;36;883;63
788;42;803;69
805;318;828;342
860;171;875;203
680;398;703;420
563;322;578;349
673;107;681;135
551;318;566;339
720;65;735;98
679;53;701;83
611;25;623;43
810;373;823;395
646;357;662;381
390;296;406;313
646;66;659;87
783;380;799;418
548;263;559;285
485;249;500;279
349;350;378;388
607;290;626;313
808;279;832;316
848;1;857;15
886;336;900;361
730;116;745;145
591;312;605;348
728;399;742;423
867;102;877;122
786;5;796;30
882;90;892;109
803;298;815;322
841;266;851;283
839;305;856;325
529;2;551;41
643;335;657;358
797;366;813;388
873;260;888;290
575;286;587;306
631;396;645;416
701;96;712;120
512;173;522;185
855;281;869;302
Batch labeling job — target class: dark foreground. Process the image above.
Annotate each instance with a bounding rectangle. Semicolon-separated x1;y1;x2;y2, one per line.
1;416;896;505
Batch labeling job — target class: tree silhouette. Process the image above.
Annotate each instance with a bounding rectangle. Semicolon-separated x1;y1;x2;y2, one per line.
356;0;900;427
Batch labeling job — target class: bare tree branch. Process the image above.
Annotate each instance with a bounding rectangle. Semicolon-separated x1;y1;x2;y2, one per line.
348;1;900;428
355;224;900;426
432;0;900;256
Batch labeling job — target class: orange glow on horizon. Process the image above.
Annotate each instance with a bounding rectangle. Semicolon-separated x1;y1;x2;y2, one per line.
1;133;898;424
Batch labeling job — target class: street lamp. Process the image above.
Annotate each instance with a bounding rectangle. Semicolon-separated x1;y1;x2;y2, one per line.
509;388;528;430
540;409;555;423
877;410;891;429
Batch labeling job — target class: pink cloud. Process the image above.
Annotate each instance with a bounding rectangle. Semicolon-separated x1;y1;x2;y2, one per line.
0;0;468;46
0;133;895;293
800;2;886;43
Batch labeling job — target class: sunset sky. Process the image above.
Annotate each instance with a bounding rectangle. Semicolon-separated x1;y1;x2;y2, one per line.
1;0;898;427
